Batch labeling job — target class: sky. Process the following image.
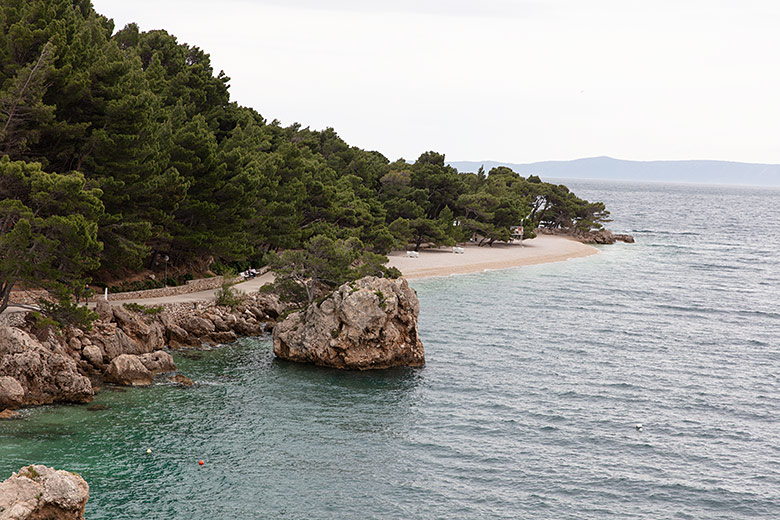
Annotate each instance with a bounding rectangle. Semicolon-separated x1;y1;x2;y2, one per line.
91;0;780;165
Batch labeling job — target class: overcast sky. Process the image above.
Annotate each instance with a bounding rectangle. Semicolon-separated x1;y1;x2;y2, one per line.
92;0;780;164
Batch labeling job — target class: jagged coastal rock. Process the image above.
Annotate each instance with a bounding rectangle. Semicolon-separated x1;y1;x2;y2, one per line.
538;227;635;244
0;327;93;408
0;292;291;410
0;465;89;520
273;276;425;369
578;229;635;244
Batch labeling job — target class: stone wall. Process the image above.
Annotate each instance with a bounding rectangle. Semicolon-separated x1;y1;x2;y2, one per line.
0;313;26;327
94;275;243;302
5;288;48;307
7;275;247;307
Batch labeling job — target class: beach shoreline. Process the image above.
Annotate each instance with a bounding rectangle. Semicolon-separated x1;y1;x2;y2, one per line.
386;235;598;279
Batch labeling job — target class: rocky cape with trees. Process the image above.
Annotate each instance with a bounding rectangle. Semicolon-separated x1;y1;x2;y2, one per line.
1;0;615;321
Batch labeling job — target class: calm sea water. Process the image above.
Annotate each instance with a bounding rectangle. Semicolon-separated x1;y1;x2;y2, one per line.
2;180;780;519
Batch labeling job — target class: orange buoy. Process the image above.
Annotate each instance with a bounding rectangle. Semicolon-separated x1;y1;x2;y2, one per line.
198;460;204;465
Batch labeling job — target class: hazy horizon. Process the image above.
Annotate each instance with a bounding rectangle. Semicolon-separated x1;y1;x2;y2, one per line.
448;156;780;186
92;0;780;166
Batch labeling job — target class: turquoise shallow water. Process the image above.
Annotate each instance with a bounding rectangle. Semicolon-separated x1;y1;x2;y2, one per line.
2;180;780;519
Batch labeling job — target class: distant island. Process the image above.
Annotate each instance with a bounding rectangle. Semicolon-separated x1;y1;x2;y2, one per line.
448;156;780;187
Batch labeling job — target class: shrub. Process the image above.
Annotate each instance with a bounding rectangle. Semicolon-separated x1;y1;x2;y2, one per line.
37;297;97;331
28;311;61;334
214;278;245;309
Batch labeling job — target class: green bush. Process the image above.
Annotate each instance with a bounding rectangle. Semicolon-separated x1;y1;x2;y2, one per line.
28;311;61;333
214;281;245;309
37;298;97;331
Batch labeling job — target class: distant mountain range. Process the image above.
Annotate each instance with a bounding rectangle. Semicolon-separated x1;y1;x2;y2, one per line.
447;156;780;187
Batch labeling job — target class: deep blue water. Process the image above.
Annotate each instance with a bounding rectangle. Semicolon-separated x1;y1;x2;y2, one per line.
2;180;779;519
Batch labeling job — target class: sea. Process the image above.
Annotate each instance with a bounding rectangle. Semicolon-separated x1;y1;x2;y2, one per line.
2;180;779;519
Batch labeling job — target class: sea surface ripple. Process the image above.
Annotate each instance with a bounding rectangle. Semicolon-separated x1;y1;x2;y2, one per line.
2;180;779;519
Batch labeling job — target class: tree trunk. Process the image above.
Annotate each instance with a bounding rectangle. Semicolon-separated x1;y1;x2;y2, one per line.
0;280;14;315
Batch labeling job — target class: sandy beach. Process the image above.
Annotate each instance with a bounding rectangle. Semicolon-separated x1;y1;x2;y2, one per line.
386;235;598;279
0;237;596;316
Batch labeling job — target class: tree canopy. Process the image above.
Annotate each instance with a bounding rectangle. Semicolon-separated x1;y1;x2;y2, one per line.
0;156;102;313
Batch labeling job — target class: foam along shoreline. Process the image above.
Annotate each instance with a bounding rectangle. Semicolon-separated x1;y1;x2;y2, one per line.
386;235;598;279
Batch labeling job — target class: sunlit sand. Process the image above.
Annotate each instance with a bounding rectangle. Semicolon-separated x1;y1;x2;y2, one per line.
387;235;598;279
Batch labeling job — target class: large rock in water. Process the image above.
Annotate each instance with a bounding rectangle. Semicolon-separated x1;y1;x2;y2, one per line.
104;354;153;386
0;327;93;407
0;465;89;520
272;276;425;369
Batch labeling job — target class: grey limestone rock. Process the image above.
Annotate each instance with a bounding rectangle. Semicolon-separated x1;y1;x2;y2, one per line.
138;351;176;373
81;345;104;368
273;277;424;370
105;354;153;386
0;327;93;406
0;465;89;520
180;315;215;337
0;376;24;409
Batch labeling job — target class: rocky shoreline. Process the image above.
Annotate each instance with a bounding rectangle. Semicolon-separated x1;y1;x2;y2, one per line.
537;227;635;244
0;277;425;415
0;291;290;413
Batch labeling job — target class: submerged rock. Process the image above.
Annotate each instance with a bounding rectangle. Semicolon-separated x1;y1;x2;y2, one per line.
273;276;425;370
0;465;89;520
0;409;21;420
169;374;194;386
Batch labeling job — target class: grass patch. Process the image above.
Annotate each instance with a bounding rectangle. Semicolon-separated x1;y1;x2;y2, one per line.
20;466;41;481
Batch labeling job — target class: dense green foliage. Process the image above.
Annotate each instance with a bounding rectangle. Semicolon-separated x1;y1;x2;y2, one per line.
0;0;610;310
266;236;400;306
0;156;102;313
